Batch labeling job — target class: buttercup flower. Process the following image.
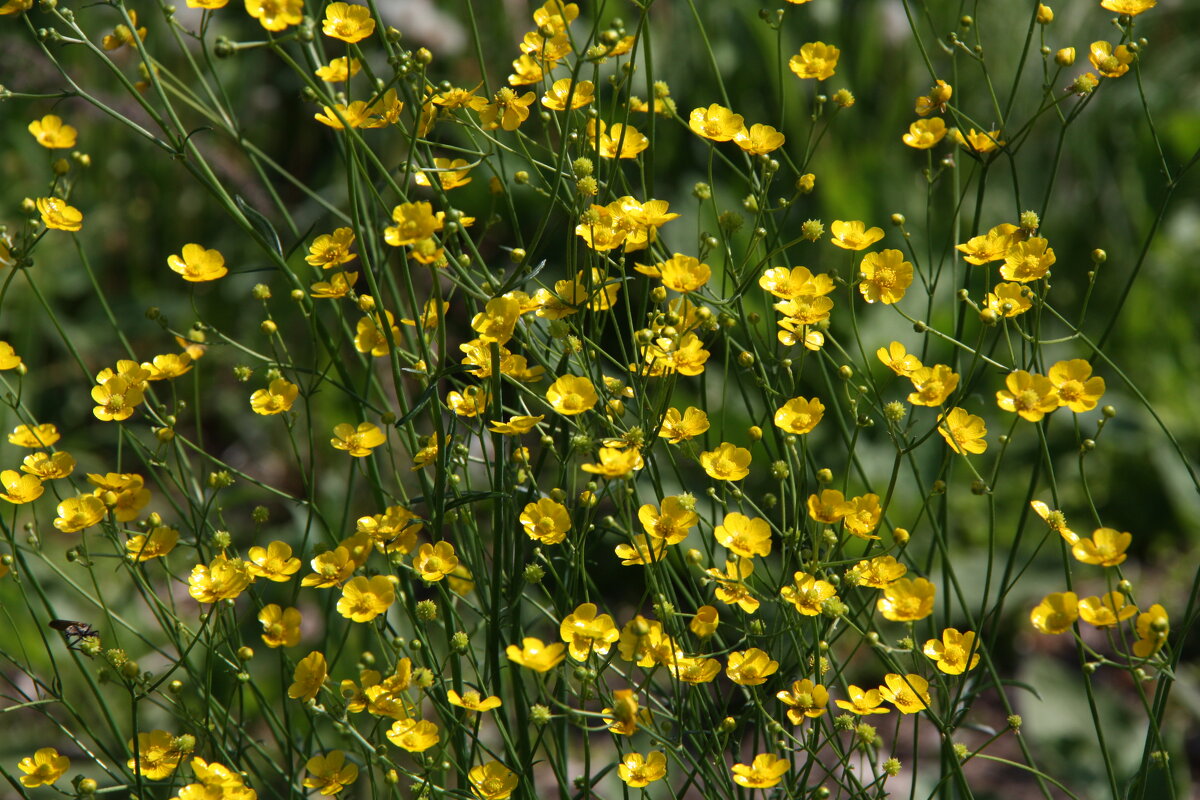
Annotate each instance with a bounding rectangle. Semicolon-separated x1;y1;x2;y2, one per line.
1132;604;1168;658
506;637;565;672
726;647;779;686
690;605;719;637
304;750;358;796
28;115;78;149
92;377;144;421
1001;238;1055;282
956;223;1020;265
859;249;914;304
923;628;981;674
315;57;361;82
658;406;709;443
129;730;191;780
688;104;744;141
985;282;1032;317
412;541;459;581
306;228;357;267
879;673;931;713
542;78;595;110
842;494;882;539
781;571;837;615
618;751;667;787
938;407;988;454
714;512;772;558
1071;527;1131;566
18;748;69;787
1031;500;1079;545
330;421;386;456
877;577;936;622
850;555;907;588
830;220;884;251
259;604;302;647
953;128;1006;154
1030;591;1078;634
733;124;786;155
903;118;947;148
289;651;328;701
732;753;790;788
245;0;304;31
546;375;598;415
449;689;502;713
591;120;649;158
386;719;440;752
54;494;108;532
520;498;571;545
777;679;829;723
789;42;839;80
37;197;83;231
489;414;545;435
560;602;620;661
1088;41;1133;78
481;88;537;131
580;447;644;479
1;470;44;504
996;371;1058;421
301;547;355;588
415;157;475;191
1099;0;1155;13
1047;359;1105;412
188;556;252;603
836;685;890;715
774;396;824;434
250;378;299;415
0;341;20;370
639;495;698;545
708;559;760;613
21;451;75;480
384;202;443;246
322;3;374;43
126;525;179;561
915;79;952;115
700;442;751;481
469;761;518;800
168;243;227;282
1077;592;1138;627
337;575;395;622
635;253;711;293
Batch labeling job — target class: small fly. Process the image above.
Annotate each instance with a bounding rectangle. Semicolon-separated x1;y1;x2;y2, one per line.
49;619;100;651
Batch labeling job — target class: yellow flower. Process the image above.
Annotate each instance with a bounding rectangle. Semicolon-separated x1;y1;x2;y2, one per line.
690;605;720;637
923;628;981;674
877;341;923;376
707;559;760;613
289;651;328;701
384;202;443;246
850;555;907;588
773;396;824;434
0;340;20;370
18;747;69;787
187;0;229;8
37;197;83;231
411;433;443;470
859;249;913;304
781;571;837;615
315;57;361;82
520;498;571;545
835;685;890;715
731;753;790;788
776;679;829;723
580;447;644;479
446;386;488;418
908;364;959;407
28;115;77;149
470;295;522;345
842;493;882;539
506;637;566;672
168;243;227;282
54;494;108;533
413;541;458;582
469;761;518;800
614;535;668;566
576;204;629;251
938;407;988;454
142;352;193;380
560;602;620;661
726;647;779;686
1047;359;1105;412
188;556;252;603
789;41;839;80
618;752;667;787
699;442;751;481
0;0;33;14
658;406;710;443
315;100;375;129
125;525;179;561
330;421;386;456
1001;237;1055;282
1030;591;1078;634
878;673;930;713
1088;41;1133;78
1132;603;1168;658
733;123;786;155
259;604;302;647
714;512;772;558
0;470;43;504
635;253;711;293
589;120;649;158
337;575;395;622
808;490;847;522
985;282;1032;317
668;654;722;683
250;378;299;415
489;414;545;435
1078;592;1138;627
481;87;537;131
100;10;147;49
448;689;502;713
128;730;189;780
877;577;935;621
306;227;357;267
603;688;640;735
952;127;1006;154
830;220;884;250
245;0;304;31
914;79;952;115
639;495;698;545
92;377;144;421
1071;527;1131;566
546;375;598;415
304;750;358;796
355;309;402;357
541;78;595;110
1099;0;1155;14
902;118;947;149
386;718;440;752
610;195;680;251
956;223;1020;265
1031;500;1079;545
759;265;834;299
21;450;75;480
301;547;355;588
415;157;475;191
996;370;1059;421
688;103;745;142
322;2;374;42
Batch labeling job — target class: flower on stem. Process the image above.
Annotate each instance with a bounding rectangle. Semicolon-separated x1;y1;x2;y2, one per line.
878;673;930;713
952;128;1006;154
101;10;147;49
639;495;697;544
859;250;914;304
469;761;518;800
902;118;947;149
250;378;299;415
915;80;952;115
306;228;357;267
0;470;44;504
1088;41;1133;78
759;265;834;299
337;575;395;622
635;253;711;293
188;556;252;603
956;224;1020;264
1030;500;1078;545
1071;527;1131;566
288;651;328;701
245;0;304;32
315;57;361;83
0;341;20;370
304;750;358;796
446;386;488;417
125;526;179;561
830;220;884;251
22;451;75;479
707;559;759;613
726;647;779;686
301;547;355;588
1047;359;1105;412
54;494;108;533
28;115;77;149
37;197;83;231
923;628;981;674
731;753;790;788
384;202;443;246
541;78;595;110
259;604;302;648
489;414;545;435
777;679;829;722
520;498;571;545
1099;0;1155;14
322;3;374;43
985;282;1032;317
877;577;935;622
546;375;598;415
506;637;566;672
699;442;751;481
714;512;772;558
996;370;1059;421
1001;238;1055;282
774;396;824;434
17;748;69;788
330;422;386;456
733;124;786;155
415;158;474;191
789;42;839;80
412;542;458;581
807;489;848;524
386;719;440;752
618;752;667;787
168;243;227;282
690;605;719;637
781;572;837;616
1030;591;1078;634
907;364;959;406
938;407;988;454
449;690;502;713
688;104;745;141
1132;604;1168;658
481;88;537;131
560;602;620;661
842;494;883;539
603;689;640;735
1077;592;1138;627
835;685;890;715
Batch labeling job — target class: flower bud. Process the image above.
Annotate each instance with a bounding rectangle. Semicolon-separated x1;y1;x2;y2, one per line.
1036;4;1053;23
1055;47;1076;66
